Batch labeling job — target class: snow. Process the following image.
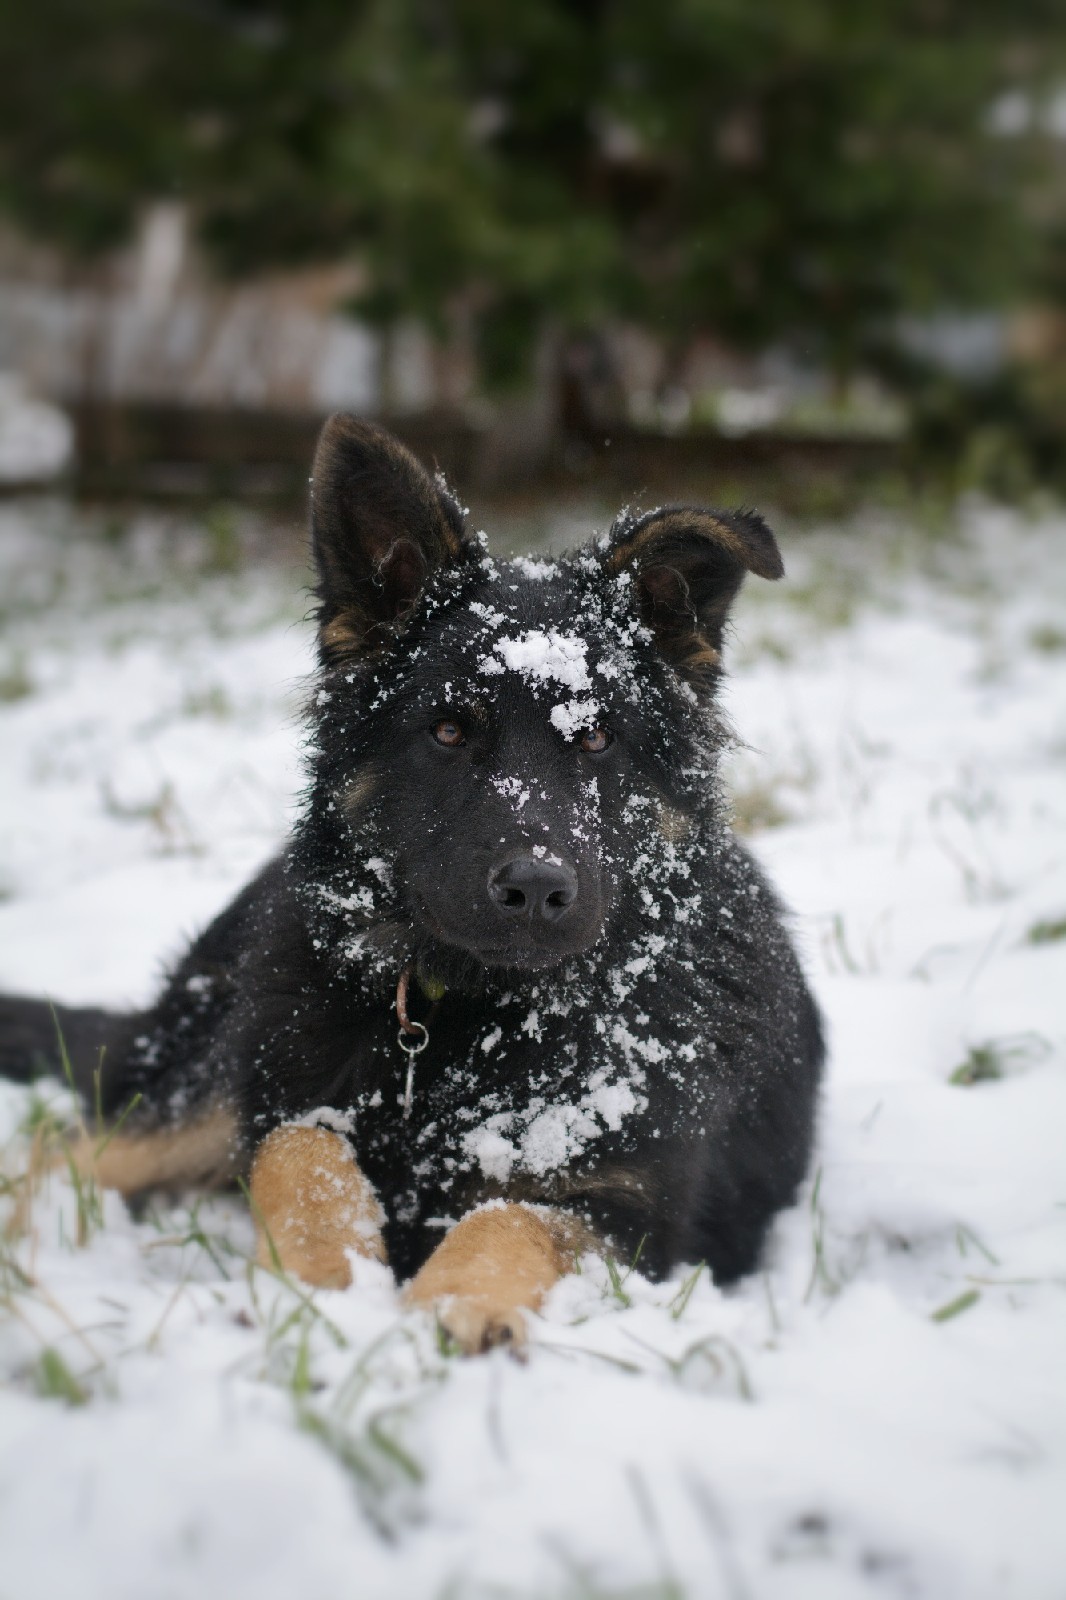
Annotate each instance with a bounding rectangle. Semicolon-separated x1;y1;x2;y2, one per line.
549;694;602;738
488;628;593;692
478;625;604;738
2;498;1066;1598
461;1056;648;1184
0;375;73;482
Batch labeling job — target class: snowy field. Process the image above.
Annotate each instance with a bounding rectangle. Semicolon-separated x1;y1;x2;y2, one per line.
1;494;1064;1600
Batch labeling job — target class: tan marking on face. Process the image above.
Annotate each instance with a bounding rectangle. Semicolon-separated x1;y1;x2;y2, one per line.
249;1124;386;1289
659;804;695;845
320;611;365;661
680;638;720;669
404;1202;587;1354
68;1105;240;1196
341;768;380;820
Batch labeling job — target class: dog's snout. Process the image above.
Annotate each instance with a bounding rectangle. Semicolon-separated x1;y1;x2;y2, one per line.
488;855;578;922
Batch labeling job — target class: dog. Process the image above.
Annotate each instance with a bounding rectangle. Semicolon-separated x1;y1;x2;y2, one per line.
1;416;824;1352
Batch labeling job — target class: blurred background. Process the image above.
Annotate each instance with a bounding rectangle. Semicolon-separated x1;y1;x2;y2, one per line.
1;0;1065;512
2;19;1066;1590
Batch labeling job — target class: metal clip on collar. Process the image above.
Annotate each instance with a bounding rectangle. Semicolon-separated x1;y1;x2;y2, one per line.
396;966;429;1120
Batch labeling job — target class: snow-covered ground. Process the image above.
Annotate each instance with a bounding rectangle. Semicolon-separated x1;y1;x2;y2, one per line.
1;495;1064;1600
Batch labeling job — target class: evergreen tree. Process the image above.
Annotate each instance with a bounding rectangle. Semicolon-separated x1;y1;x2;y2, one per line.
2;1;1061;392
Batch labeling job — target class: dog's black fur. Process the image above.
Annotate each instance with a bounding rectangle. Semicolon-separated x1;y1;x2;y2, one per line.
1;418;823;1284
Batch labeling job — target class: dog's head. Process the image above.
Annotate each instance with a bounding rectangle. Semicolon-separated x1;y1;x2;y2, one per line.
301;415;783;979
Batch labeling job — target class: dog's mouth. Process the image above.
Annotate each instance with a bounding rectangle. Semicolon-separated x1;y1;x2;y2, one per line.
411;895;603;972
459;941;581;971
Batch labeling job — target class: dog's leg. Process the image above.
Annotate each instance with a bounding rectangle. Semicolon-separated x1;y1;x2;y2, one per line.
66;1106;240;1195
249;1125;386;1288
405;1203;584;1354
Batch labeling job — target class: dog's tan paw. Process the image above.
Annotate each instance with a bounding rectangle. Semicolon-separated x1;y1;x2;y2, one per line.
437;1297;529;1357
254;1232;354;1290
405;1201;583;1356
249;1124;386;1289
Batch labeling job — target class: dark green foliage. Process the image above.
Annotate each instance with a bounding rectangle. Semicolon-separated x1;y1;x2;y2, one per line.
949;1045;1006;1086
949;1032;1049;1086
930;1288;980;1323
35;1347;88;1406
1;2;1063;381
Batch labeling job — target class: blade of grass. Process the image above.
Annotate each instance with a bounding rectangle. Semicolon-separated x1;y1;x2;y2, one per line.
668;1263;704;1321
36;1347;88;1406
931;1289;980;1323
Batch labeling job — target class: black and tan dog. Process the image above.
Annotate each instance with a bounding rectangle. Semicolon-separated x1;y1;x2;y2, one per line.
1;417;823;1352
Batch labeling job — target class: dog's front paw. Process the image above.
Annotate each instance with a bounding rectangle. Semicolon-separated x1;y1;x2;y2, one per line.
405;1202;581;1356
254;1232;354;1290
436;1296;529;1357
249;1124;386;1290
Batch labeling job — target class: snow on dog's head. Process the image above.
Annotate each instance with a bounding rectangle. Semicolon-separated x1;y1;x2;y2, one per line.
299;415;784;978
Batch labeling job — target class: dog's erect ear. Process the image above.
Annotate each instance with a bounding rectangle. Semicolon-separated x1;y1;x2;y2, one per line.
311;415;474;663
602;505;783;681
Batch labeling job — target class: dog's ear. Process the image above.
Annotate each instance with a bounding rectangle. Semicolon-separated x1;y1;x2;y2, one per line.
311;415;474;663
602;505;783;681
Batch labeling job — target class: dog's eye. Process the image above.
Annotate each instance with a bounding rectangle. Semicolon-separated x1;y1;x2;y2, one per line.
580;727;612;754
432;719;465;748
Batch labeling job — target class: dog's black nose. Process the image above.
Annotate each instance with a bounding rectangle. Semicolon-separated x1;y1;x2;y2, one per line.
488;855;578;922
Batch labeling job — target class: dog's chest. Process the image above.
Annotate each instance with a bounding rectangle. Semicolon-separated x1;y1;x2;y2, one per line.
341;957;729;1219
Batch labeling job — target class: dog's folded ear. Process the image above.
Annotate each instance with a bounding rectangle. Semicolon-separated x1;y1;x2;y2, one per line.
311;415;475;664
602;505;783;682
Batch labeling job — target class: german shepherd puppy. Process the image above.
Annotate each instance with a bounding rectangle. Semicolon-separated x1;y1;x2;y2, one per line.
1;417;823;1351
